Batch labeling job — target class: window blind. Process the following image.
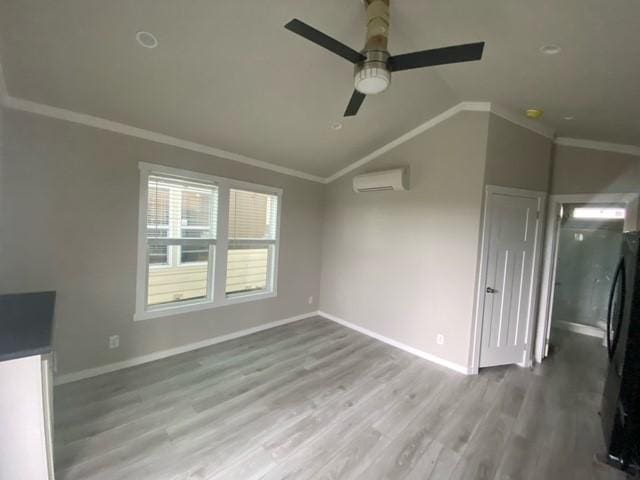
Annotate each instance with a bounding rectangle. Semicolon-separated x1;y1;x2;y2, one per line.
226;189;278;295
146;175;218;306
136;163;282;318
147;175;218;242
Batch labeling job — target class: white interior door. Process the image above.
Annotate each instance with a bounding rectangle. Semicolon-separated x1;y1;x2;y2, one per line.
480;189;541;368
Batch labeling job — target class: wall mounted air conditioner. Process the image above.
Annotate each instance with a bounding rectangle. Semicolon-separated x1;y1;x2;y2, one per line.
353;168;409;193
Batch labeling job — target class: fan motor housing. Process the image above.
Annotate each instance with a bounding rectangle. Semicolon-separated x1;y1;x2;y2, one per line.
354;50;391;94
355;0;391;95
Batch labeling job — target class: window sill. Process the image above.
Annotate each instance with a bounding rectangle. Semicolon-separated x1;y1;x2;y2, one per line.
133;291;277;321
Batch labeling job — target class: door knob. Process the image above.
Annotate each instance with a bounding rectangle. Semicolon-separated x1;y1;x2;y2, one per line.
486;287;498;294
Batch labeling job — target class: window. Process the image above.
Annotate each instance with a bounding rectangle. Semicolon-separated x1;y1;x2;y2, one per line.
226;189;279;296
146;175;217;307
572;207;625;220
136;163;282;320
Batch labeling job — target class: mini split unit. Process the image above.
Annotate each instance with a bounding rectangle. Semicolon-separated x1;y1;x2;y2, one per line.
353;168;409;192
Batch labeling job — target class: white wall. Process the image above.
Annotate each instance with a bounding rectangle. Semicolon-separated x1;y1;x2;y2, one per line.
484;114;554;192
319;112;490;368
552;144;640;195
1;105;608;380
0;109;324;376
319;111;555;370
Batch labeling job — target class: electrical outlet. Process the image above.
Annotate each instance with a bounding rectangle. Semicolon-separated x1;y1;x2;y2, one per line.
436;334;445;345
308;296;314;305
109;335;120;349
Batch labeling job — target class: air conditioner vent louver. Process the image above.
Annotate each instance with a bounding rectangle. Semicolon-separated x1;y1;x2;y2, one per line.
353;168;409;193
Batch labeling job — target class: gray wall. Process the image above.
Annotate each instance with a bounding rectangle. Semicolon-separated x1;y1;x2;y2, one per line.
551;144;640;194
0;109;324;375
318;112;554;369
319;112;490;367
484;114;554;192
1;105;615;378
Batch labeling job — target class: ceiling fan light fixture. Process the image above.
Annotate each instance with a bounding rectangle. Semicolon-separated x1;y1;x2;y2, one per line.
284;0;484;116
355;64;390;94
354;50;391;95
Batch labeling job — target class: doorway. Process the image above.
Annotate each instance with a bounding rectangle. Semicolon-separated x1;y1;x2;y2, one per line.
551;204;625;339
470;185;546;373
535;193;639;363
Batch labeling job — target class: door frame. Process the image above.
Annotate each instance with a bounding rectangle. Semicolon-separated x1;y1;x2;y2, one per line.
469;185;547;374
534;192;639;364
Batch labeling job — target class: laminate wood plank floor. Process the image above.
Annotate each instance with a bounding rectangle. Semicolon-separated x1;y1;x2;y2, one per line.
54;317;628;479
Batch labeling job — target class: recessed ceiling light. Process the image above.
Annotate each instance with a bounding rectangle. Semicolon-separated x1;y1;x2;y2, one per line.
136;31;158;49
526;108;544;119
540;44;561;55
563;115;575;121
331;122;343;131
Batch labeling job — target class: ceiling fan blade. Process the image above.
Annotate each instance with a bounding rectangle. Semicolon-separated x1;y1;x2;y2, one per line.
285;19;365;64
344;90;366;117
388;42;485;72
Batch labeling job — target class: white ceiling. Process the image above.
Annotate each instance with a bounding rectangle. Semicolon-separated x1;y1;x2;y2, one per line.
0;0;638;178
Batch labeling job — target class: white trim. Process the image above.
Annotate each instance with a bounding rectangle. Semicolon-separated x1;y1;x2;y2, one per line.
2;96;325;183
470;185;547;374
535;192;639;363
317;311;471;375
553;320;605;339
324;102;491;183
535;201;562;362
54;312;317;385
555;137;640;157
135;168;150;317
489;103;556;139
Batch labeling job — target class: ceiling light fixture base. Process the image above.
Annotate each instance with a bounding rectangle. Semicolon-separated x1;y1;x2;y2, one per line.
354;50;391;95
136;31;158;49
539;44;561;55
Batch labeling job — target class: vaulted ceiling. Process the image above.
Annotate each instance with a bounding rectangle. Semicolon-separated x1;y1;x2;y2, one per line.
0;0;638;177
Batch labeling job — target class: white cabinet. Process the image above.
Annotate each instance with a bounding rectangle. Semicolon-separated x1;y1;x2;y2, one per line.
0;354;54;480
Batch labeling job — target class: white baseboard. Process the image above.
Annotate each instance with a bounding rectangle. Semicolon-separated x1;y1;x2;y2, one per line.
54;311;318;385
553;320;605;339
317;311;472;375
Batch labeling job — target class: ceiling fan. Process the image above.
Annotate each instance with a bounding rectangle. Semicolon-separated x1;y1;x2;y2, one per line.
284;0;485;117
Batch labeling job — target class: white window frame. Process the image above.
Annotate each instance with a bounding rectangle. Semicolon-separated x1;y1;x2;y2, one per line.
135;162;282;321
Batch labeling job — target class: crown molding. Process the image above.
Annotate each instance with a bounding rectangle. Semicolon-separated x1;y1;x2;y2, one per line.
324;101;492;183
2;95;326;183
4;92;554;185
555;137;640;157
489;103;556;139
8;79;636;186
324;101;558;184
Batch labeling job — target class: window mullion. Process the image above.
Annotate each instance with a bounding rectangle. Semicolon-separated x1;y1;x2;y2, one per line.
213;183;230;304
168;187;182;267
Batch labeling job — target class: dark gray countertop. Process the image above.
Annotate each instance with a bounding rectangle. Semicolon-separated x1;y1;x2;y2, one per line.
0;291;56;362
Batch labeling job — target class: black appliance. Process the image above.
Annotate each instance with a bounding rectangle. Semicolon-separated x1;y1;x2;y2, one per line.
602;231;640;474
